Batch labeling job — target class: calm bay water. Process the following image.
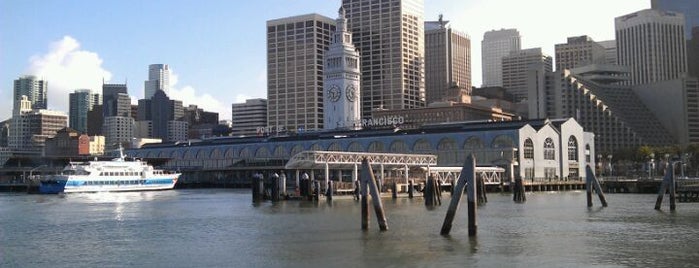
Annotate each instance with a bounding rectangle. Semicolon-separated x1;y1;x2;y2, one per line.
1;189;698;268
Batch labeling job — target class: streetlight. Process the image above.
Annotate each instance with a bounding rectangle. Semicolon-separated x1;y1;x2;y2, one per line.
649;153;655;178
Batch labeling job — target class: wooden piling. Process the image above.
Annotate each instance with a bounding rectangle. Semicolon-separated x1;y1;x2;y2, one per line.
252;175;261;202
655;163;676;210
425;176;435;206
313;180;320;201
362;158;388;231
477;177;487;204
271;174;280;202
435;178;442;205
586;166;607;207
326;180;333;201
440;155;474;236
361;178;369;230
466;156;477;237
513;177;525;203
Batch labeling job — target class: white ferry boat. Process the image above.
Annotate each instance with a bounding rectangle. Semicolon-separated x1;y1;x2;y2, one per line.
39;149;180;194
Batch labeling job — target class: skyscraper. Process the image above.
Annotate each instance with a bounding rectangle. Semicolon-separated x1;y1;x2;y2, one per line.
481;29;521;87
232;98;267;136
323;7;361;130
102;83;130;118
424;15;471;104
69;89;100;133
651;0;698;39
616;9;687;86
13;75;47;114
342;0;426;117
554;35;606;71
502;48;552;102
144;64;170;99
267;14;336;132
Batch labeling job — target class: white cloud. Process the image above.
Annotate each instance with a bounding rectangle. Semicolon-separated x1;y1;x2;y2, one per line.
166;70;231;120
25;36;112;114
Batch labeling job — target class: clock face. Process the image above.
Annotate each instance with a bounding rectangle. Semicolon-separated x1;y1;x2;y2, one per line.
328;85;341;102
345;84;357;102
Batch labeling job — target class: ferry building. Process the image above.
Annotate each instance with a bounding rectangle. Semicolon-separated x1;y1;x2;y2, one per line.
128;8;596;187
128;117;595;186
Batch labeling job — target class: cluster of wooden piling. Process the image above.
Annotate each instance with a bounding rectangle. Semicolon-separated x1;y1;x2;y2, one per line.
423;176;442;206
654;163;677;210
512;178;526;203
585;166;608;207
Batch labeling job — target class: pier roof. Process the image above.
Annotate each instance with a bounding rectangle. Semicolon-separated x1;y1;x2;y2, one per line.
284;150;437;170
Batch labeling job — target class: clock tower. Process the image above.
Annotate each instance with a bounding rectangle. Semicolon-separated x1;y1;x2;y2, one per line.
323;7;361;130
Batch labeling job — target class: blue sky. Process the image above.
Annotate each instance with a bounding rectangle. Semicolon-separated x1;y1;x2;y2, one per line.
0;0;648;121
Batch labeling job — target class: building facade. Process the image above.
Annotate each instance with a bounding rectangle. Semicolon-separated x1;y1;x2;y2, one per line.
481;29;521;87
424;15;471;105
342;0;426;117
597;40;618;65
502;48;553;102
554;35;606;71
8;109;68;153
323;7;361;130
232;98;267;136
102;83;130;118
44;127;90;157
138;90;184;142
129;118;594;182
144;64;170;100
103;116;134;150
69;89;100;133
615;9;687;86
633;77;699;146
267;14;335;132
13;75;47;113
651;0;699;39
528;65;675;152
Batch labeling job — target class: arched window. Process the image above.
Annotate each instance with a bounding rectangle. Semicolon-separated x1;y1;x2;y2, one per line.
367;141;384;152
273;146;288;158
225;147;236;158
239;148;251;159
210;148;223;159
568;136;578;161
347;142;363;152
523;138;534;159
327;142;342;152
491;135;514;148
463;136;484;151
290;145;304;157
413;139;432;152
389;140;408;153
255;147;270;158
309;143;324;151
544;138;555;160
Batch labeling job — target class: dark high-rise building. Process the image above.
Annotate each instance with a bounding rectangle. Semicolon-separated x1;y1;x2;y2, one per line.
87;104;103;136
651;0;699;39
136;90;185;142
69;89;100;133
102;83;130;117
689;27;699;78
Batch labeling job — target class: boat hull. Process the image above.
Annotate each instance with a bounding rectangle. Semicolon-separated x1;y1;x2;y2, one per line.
39;175;179;194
